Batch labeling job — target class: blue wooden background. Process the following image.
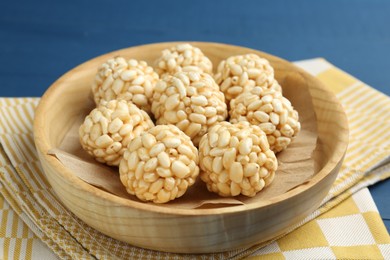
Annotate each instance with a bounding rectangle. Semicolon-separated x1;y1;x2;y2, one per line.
1;0;389;231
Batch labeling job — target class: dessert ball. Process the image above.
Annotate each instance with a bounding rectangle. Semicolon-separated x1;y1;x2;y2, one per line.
151;71;228;146
119;124;199;203
155;43;213;77
79;100;154;166
229;87;301;153
214;54;282;103
92;57;159;114
199;121;277;197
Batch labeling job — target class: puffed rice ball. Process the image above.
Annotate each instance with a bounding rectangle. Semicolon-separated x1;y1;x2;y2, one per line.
155;43;213;77
229;87;301;153
214;54;282;103
119;124;200;203
92;57;159;114
151;71;228;146
79;100;154;166
199;121;278;197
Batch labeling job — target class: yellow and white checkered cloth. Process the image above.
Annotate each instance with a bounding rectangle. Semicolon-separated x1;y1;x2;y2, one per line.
0;59;389;259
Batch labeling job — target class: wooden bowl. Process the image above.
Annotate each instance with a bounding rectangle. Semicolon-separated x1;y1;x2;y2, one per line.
34;42;348;253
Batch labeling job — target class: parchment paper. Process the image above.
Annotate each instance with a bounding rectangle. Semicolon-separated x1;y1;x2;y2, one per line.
48;71;320;209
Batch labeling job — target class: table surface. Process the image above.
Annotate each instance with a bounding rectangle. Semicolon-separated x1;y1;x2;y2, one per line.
1;0;389;232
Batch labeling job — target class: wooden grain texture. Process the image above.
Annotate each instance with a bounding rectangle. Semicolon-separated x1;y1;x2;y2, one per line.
34;42;349;253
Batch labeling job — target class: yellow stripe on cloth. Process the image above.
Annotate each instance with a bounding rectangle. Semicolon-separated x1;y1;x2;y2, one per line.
316;67;358;94
0;192;60;260
0;58;389;259
248;188;390;259
0;148;75;260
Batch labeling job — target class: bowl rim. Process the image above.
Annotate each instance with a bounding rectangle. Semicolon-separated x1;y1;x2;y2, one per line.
34;41;349;216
